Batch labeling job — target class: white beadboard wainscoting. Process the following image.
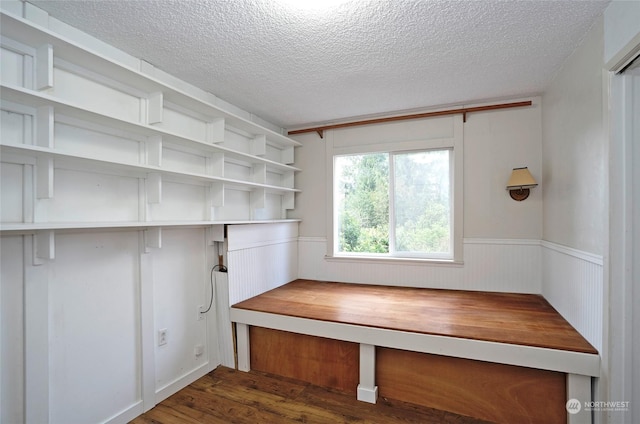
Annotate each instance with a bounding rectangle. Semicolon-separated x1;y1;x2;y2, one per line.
299;237;542;293
217;222;299;367
541;240;604;352
299;236;603;352
226;223;299;305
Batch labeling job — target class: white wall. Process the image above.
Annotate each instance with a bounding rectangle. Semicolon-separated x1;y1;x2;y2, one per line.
542;19;606;256
540;16;606;348
292;98;543;292
540;15;608;419
464;100;542;239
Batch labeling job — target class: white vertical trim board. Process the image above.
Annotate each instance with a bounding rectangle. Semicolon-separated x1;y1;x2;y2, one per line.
214;271;235;368
541;240;604;352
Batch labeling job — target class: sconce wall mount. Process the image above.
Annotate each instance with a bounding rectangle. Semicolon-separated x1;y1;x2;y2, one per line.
506;167;538;201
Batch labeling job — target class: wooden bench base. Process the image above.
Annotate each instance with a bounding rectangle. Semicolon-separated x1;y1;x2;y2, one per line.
247;327;569;423
377;346;566;423
249;326;359;395
231;281;599;423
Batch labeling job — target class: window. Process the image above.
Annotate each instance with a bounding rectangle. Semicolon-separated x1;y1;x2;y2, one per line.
334;148;453;260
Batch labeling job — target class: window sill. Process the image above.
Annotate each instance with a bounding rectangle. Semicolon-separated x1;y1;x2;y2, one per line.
324;255;464;267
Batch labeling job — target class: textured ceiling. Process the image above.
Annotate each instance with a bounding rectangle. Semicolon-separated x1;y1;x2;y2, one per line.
28;0;610;129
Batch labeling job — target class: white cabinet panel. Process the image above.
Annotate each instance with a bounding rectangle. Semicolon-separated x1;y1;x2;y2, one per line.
152;228;208;392
49;168;139;222
0;47;25;86
50;68;142;123
0;162;24;222
148;181;206;221
55;121;142;164
49;231;140;424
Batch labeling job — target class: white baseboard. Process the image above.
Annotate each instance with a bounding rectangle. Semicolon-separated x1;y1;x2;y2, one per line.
155;362;212;404
103;401;143;424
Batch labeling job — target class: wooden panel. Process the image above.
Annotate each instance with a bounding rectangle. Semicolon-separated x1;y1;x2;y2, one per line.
249;327;359;394
376;347;566;424
233;279;597;354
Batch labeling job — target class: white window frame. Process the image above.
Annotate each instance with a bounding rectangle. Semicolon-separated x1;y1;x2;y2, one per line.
325;116;464;264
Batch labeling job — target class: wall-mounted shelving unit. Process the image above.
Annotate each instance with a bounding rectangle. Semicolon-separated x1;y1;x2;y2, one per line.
0;11;302;239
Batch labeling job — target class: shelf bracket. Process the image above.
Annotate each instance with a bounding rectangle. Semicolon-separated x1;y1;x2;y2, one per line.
252;163;267;185
283;191;295;210
147;92;163;125
33;230;55;265
209;182;225;207
207;152;224;178
207;225;225;245
36;157;54;199
144;227;162;252
146;136;162;167
250;134;266;157
36;106;54;148
207;182;224;221
316;130;324;139
35;44;53;90
206;118;225;144
282;170;294;189
250;188;266;210
146;173;162;204
282;146;295;165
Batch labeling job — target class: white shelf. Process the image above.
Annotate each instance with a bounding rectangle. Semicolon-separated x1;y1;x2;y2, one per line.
0;84;301;174
0;143;300;194
0;219;302;233
1;10;302;229
0;11;301;149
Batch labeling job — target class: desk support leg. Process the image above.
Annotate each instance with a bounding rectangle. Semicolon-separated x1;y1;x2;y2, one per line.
236;323;251;372
567;373;592;424
357;343;378;403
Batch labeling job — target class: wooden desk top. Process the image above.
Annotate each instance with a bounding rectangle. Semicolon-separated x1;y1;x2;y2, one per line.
232;279;597;354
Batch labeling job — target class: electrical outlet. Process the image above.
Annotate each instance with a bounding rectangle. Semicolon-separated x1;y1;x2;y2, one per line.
158;328;167;346
194;344;204;357
197;305;205;320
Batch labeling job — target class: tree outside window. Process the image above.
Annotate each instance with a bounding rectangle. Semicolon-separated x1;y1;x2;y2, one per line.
334;149;451;259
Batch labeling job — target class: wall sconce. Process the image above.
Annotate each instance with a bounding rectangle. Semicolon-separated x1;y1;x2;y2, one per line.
506;167;538;201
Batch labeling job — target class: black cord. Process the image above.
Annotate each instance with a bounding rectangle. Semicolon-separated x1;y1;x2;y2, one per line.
201;264;227;314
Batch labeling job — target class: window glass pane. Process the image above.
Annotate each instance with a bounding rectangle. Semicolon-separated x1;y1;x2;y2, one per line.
335;153;389;253
393;150;451;255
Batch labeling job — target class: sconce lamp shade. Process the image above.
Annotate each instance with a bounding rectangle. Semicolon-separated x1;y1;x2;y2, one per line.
506;167;537;201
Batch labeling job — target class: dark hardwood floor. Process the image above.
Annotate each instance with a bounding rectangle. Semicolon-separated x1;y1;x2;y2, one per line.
130;366;492;424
